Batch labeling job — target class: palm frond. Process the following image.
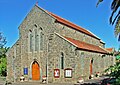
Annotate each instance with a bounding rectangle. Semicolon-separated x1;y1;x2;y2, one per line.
111;0;119;10
115;16;120;37
113;1;120;12
110;11;115;24
111;0;116;10
112;11;120;25
96;0;103;7
110;0;120;24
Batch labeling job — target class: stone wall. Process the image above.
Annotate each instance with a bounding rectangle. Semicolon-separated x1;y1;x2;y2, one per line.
6;46;14;82
50;34;77;83
17;6;56;82
54;22;104;47
49;34;114;83
6;40;21;82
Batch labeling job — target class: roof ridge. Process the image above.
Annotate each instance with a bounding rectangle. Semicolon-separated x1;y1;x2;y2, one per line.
35;5;56;20
35;5;100;40
55;32;78;47
85;29;100;40
106;48;114;53
48;12;100;40
49;12;81;28
99;46;110;53
55;33;108;54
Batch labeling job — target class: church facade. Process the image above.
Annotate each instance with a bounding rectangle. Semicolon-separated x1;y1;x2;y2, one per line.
6;5;115;83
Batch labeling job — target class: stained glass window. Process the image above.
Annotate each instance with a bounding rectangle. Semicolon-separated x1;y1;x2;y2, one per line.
30;33;32;52
40;32;43;50
35;29;39;51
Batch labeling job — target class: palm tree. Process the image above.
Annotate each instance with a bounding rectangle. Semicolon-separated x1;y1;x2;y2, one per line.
115;16;120;40
111;0;120;38
97;0;120;38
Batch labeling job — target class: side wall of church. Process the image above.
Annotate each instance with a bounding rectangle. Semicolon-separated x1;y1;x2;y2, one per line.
6;46;14;82
6;40;22;82
48;34;77;83
54;23;104;47
48;34;115;83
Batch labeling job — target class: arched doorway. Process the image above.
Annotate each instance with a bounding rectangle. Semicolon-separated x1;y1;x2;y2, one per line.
32;61;40;80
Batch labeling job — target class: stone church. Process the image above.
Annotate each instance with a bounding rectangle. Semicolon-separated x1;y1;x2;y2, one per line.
6;5;115;83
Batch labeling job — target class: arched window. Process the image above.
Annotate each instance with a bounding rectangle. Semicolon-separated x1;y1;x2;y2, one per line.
61;52;64;69
30;33;33;52
35;29;39;51
80;52;84;75
80;52;84;69
39;28;44;51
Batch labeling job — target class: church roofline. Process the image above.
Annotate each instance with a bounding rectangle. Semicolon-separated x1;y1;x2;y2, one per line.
55;33;108;54
18;5;102;41
48;12;100;40
18;5;56;29
106;48;115;53
35;5;101;40
100;40;105;44
35;5;56;20
6;39;20;56
55;32;78;47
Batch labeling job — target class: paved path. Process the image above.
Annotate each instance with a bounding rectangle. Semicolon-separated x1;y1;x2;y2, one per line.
84;76;109;83
12;82;74;85
0;77;6;85
1;76;109;85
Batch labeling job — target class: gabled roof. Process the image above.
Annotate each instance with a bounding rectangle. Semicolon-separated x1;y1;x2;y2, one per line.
55;33;108;54
35;5;101;40
48;12;100;40
106;48;114;53
63;36;108;54
35;5;107;53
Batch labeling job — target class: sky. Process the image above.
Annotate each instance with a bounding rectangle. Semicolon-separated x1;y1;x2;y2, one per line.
0;0;119;50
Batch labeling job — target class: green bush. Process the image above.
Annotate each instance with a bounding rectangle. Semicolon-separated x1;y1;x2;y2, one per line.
105;62;120;84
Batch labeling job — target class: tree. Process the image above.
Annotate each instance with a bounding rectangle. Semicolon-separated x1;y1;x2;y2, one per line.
97;0;120;38
0;33;7;48
0;47;9;76
0;32;7;76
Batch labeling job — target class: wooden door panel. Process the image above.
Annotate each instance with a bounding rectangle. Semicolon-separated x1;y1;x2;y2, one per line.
32;62;40;80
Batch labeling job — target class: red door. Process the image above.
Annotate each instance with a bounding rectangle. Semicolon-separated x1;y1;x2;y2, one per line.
90;59;93;75
90;63;92;75
32;61;40;80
